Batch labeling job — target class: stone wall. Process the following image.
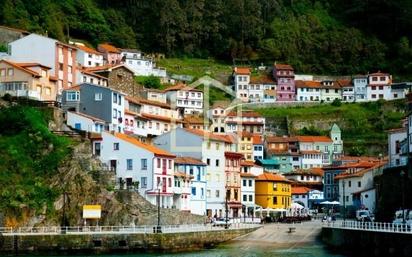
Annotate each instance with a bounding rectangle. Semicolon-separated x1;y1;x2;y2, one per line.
107;67;143;97
0;27;26;46
0;227;258;255
322;227;412;256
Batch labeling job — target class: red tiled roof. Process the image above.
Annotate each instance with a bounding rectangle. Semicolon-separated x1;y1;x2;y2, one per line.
240;172;256;178
79;69;108;80
256;173;290;183
241;161;255;167
286;168;324;177
163;83;202;92
335;162;386;180
184;115;209;125
174;156;206;166
292;187;311;195
141;113;183;123
0;25;29;34
274;63;293;70
253;135;263;145
295;80;321;88
369;72;389;76
266;136;298;143
250;74;276;84
233;67;251;75
225;151;244;159
98;43;120;53
114;132;175;157
0;60;40;77
226;110;262;118
125;109;138;116
300;150;322;155
296;136;332;143
16;62;52;70
76;44;101;55
337;79;352;87
85;64;134;74
184;128;233;143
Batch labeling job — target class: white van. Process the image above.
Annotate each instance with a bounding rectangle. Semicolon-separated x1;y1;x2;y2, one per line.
356;210;374;222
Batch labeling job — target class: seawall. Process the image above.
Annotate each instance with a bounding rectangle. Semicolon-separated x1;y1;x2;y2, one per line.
0;227;259;255
322;227;412;256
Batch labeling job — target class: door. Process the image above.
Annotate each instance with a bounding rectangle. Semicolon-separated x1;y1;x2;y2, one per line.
162;159;167;175
94;142;101;156
162;177;167;192
75;123;81;130
110;160;117;172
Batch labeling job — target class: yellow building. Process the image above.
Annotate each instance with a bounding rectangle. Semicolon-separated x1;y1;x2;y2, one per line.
255;173;291;209
238;131;254;161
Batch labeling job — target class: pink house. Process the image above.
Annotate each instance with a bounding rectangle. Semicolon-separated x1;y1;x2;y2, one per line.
273;63;295;101
97;43;122;65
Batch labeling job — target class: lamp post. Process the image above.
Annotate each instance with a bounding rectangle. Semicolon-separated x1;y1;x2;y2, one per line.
401;170;406;224
157;181;162;233
342;180;346;222
225;190;229;229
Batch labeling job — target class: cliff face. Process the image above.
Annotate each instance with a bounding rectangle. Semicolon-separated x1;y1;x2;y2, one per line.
7;140;204;228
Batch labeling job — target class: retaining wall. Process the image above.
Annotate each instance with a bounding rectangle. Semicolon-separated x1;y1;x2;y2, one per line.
0;227;258;255
322;227;412;256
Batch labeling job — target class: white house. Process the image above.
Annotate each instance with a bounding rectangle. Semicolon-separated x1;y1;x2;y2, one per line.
319;81;342;102
123;109;148;139
240;161;257;217
353;75;368;101
233;67;251;102
66;111;105;133
253;135;264;161
93;132;176;208
121;49;166;77
387;127;407;167
366;72;392;101
295;80;321;102
164;83;204;114
335;163;386;213
292;187;311;208
339;80;354;102
74;43;104;67
126;96;183;136
153;128;235;217
174;157;207;215
77;69;108;87
208;101;230;133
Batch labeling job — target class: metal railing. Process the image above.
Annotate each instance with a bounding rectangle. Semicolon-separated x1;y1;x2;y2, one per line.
0;223;261;236
323;220;412;234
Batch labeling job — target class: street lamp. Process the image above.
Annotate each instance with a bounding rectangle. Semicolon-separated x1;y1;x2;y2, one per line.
225;190;229;229
342;180;346;222
401;170;406;224
157;180;162;233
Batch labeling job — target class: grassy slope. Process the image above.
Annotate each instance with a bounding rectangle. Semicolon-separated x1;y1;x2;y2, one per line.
0;105;71;217
255;100;406;155
157;58;232;83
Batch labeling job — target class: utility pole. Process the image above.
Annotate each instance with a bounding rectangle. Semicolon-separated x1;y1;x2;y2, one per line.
157;181;162;233
342;180;346;222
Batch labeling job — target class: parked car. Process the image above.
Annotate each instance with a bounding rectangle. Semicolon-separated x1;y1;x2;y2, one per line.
393;209;412;225
212;218;231;227
356;210;374;222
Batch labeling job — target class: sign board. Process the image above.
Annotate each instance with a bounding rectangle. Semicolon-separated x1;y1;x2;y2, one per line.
83;205;101;219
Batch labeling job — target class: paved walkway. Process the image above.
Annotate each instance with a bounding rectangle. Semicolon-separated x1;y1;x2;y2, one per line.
228;221;323;250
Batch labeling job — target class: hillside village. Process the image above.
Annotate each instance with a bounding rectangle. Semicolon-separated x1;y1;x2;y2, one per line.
0;25;411;221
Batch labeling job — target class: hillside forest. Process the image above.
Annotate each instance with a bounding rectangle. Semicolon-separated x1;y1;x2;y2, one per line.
0;0;412;78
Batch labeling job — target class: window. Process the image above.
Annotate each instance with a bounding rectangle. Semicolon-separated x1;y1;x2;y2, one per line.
243;195;247;201
95;93;102;101
380;76;385;81
141;159;147;170
249;195;252;202
66;91;79;101
243;180;246;186
216;190;220;197
207;158;210;165
127;159;133;170
216;159;219;167
0;69;5;76
113;93;118;103
192;187;196;196
273;196;277;205
207;190;211;198
168;178;172;187
141;177;147;188
168;160;172;169
45;87;51;95
216;143;220;150
248;180;252;187
59;64;63;71
358;181;361;187
157;158;161;168
372;94;376;99
113;143;119;150
348;181;351;187
371;86;376;90
372;77;378;81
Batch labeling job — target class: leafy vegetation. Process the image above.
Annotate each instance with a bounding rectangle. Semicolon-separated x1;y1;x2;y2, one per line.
157;58;232;82
197;84;234;106
1;0;412;78
135;75;163;90
256;100;406;155
0;105;71;216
